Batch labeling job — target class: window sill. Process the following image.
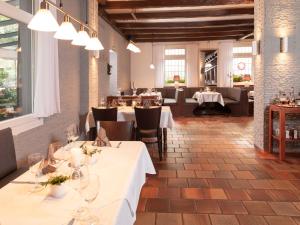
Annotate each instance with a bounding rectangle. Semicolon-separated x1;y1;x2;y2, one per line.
0;114;44;135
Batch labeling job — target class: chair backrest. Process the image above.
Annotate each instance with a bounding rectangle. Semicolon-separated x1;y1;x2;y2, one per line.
100;121;135;141
134;106;162;130
92;107;118;122
0;128;17;179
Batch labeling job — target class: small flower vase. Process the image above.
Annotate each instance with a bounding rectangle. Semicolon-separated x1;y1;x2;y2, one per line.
49;184;67;198
86;154;97;165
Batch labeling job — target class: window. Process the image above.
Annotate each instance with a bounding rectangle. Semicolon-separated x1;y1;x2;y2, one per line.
232;46;253;83
164;48;186;84
0;1;42;134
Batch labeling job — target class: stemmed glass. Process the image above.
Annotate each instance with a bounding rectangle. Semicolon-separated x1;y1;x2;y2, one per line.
77;173;100;225
28;153;44;192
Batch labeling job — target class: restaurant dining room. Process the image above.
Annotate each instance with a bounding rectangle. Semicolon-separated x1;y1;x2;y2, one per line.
1;0;300;225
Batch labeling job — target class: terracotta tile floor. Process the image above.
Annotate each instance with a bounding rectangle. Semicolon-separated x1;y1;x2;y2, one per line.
134;116;300;225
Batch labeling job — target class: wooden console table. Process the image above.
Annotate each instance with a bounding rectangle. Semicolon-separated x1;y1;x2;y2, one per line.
269;104;300;160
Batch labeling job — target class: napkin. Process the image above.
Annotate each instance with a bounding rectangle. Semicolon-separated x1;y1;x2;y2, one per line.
95;127;112;147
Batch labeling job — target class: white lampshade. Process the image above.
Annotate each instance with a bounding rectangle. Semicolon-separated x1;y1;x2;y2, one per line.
54;15;77;40
150;63;155;69
85;34;104;51
71;27;90;46
127;41;141;53
28;9;59;32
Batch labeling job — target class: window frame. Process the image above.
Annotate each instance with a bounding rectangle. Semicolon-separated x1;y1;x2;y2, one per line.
0;1;43;135
164;46;187;86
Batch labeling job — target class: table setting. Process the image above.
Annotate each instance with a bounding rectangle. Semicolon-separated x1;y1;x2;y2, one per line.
192;87;224;106
0;140;156;225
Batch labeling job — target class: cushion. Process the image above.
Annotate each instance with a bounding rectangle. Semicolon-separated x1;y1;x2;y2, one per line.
164;98;177;105
227;88;241;101
216;87;229;98
0;128;17;180
185;98;198;104
223;97;239;105
164;88;176;99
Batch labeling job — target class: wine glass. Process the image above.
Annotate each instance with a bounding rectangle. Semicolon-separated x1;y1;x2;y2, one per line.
78;173;100;225
28;153;44;192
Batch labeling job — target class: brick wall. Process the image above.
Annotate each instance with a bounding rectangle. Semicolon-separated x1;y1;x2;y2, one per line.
254;0;300;150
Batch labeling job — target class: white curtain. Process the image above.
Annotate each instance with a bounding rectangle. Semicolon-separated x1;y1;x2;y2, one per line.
34;1;60;117
217;41;233;87
153;45;165;88
186;44;199;87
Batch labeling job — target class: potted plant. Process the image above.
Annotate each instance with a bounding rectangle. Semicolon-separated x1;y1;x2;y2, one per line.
82;145;98;165
43;175;69;198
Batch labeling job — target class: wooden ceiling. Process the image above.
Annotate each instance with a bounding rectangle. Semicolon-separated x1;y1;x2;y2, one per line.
98;0;254;43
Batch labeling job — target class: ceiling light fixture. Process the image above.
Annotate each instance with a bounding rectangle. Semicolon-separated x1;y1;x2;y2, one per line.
71;25;90;46
85;33;104;51
149;42;155;70
28;0;59;32
54;14;77;40
127;40;141;53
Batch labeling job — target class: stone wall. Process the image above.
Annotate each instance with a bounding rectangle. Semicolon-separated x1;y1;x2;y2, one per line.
254;0;300;150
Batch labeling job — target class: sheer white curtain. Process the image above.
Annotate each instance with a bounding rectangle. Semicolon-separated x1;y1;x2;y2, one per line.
186;44;199;87
34;0;60;117
153;44;165;88
217;41;233;87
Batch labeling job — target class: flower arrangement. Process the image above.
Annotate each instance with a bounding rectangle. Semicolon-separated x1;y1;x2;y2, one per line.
82;145;98;156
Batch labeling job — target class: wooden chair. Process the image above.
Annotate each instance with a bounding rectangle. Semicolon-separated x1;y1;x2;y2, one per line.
141;95;159;106
100;121;135;141
90;107;118;141
0;128;26;188
134;106;163;160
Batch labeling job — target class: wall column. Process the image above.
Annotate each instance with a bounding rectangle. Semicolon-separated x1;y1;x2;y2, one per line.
254;0;300;149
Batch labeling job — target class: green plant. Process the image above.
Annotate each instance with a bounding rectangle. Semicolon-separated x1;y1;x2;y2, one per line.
166;80;174;84
179;79;185;83
82;146;98;156
0;68;8;87
233;75;243;82
42;175;69;186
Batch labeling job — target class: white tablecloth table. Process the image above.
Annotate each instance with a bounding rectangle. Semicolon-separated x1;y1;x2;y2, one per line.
192;91;225;106
85;106;174;133
139;92;162;99
0;141;156;225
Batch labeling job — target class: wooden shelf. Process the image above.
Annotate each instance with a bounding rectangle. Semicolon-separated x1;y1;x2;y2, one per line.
272;135;300;142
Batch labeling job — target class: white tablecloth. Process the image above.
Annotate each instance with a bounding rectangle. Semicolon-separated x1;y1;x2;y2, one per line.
0;141;156;225
192;91;225;106
139;92;162;99
85;106;174;133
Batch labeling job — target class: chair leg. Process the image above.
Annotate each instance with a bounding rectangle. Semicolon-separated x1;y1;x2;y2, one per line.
158;134;163;161
163;128;167;152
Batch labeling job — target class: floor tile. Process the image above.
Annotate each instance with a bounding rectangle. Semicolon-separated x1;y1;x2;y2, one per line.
210;214;239;225
195;200;221;214
269;202;300;216
264;216;297;225
177;170;196;178
170;199;196;213
225;189;251;200
243;201;275;216
146;199;170;212
135;213;156;225
202;188;227;200
188;178;209;188
182;188;204;200
156;213;182;225
157;187;181;199
247;189;273;201
233;171;256;180
182;214;211;225
158;170;177;178
218;200;248;214
237;215;268;225
168;178;188;187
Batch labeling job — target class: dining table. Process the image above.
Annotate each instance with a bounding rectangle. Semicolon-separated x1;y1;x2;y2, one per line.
192;91;225;106
85;106;174;145
0;141;155;225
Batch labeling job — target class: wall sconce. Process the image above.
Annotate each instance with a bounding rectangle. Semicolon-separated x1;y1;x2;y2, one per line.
252;40;260;55
280;37;288;53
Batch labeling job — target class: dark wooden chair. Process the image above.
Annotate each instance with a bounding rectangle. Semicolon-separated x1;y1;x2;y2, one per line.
89;107;118;141
134;106;163;160
0;128;26;188
100;121;135;141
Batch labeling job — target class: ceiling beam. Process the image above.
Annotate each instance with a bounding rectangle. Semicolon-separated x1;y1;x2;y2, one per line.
122;25;254;34
135;36;242;43
100;0;254;9
116;19;254;28
132;31;250;39
108;8;254;20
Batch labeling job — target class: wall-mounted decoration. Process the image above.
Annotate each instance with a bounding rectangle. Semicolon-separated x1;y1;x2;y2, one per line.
107;63;112;75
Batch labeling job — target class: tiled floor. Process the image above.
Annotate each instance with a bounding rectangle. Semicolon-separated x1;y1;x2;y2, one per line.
134;116;300;225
